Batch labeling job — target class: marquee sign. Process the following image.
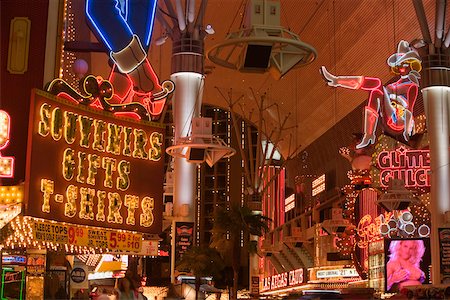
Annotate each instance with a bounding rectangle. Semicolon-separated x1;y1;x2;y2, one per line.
316;268;358;279
376;146;430;188
24;90;164;233
261;268;304;292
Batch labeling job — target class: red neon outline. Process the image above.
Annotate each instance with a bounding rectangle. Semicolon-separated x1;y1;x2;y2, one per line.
377;148;430;188
108;67;166;120
0;110;15;178
360;77;382;91
386;117;404;131
0;110;11;150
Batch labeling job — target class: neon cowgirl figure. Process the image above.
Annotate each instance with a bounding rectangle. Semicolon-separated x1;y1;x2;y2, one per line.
321;40;422;149
86;0;173;120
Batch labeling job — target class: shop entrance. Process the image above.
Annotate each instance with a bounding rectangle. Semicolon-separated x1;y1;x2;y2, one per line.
1;266;26;300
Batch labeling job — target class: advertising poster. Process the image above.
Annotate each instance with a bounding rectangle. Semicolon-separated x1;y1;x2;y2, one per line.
70;264;88;289
251;276;259;295
439;228;450;283
384;238;431;293
27;254;46;276
175;222;194;262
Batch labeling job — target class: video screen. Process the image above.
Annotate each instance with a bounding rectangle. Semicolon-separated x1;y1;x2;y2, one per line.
384;238;431;293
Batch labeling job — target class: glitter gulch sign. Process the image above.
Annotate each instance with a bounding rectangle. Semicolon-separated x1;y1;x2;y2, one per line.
376;146;430;188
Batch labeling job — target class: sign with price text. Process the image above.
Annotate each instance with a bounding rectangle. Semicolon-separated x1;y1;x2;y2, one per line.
32;219;142;252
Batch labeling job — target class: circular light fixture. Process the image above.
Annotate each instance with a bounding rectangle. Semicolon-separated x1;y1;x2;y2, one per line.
207;25;317;79
166;136;236;167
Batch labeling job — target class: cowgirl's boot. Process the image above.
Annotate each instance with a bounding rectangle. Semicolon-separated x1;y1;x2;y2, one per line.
403;110;414;141
321;66;364;89
107;64;133;105
110;35;173;118
356;107;379;149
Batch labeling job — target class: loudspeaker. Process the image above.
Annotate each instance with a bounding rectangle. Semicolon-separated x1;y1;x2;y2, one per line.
187;148;205;163
243;44;272;70
336;226;346;233
321;227;330;235
378;201;410;212
327;252;341;261
294;242;303;248
397;201;410;210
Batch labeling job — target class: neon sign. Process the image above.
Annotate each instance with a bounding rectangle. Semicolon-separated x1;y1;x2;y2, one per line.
357;214;383;248
25;91;164;233
0;110;14;177
83;0;173;121
377;146;430;188
261;268;304;292
321;40;422;148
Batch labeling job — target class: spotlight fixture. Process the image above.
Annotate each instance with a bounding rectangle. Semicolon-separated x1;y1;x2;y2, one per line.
207;0;316;79
155;34;168;46
321;219;351;235
377;179;420;211
166;117;236;166
205;24;215;35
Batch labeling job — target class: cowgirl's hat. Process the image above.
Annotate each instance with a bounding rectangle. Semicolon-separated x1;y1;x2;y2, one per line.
387;40;422;67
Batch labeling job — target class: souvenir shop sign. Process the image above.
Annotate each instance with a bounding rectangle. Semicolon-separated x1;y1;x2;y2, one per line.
376;146;430;188
31;219;142;252
25;90;164;233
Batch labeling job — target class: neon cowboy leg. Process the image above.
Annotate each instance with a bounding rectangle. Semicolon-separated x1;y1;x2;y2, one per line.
85;0;134;52
126;0;158;50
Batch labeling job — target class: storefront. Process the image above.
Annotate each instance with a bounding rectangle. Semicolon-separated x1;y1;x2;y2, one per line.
0;89;165;299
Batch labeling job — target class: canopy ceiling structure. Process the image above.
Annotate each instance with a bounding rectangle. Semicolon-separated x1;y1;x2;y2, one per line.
89;0;445;158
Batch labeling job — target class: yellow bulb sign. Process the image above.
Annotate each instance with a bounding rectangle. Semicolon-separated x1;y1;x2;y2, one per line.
25;90;164;234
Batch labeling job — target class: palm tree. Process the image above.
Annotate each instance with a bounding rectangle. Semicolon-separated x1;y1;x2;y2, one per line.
210;202;271;300
176;245;225;300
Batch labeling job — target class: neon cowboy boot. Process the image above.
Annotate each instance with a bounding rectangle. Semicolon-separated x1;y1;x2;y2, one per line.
107;65;133;105
110;35;172;117
321;66;364;89
356;106;379;149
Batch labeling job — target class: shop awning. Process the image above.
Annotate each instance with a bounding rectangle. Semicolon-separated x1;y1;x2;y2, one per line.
95;261;123;273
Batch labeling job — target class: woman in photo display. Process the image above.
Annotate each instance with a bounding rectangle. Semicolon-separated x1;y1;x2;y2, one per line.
386;240;426;292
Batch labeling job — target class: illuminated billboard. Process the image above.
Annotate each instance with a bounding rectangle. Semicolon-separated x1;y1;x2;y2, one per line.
384;238;431;293
312;174;325;196
24;90;164;234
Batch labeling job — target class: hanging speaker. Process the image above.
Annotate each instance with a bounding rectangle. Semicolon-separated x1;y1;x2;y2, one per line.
186;148;205;163
243;44;272;70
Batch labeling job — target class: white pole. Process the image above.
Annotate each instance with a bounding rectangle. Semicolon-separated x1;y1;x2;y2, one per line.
171;72;204;222
423;86;450;284
170;72;204;284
